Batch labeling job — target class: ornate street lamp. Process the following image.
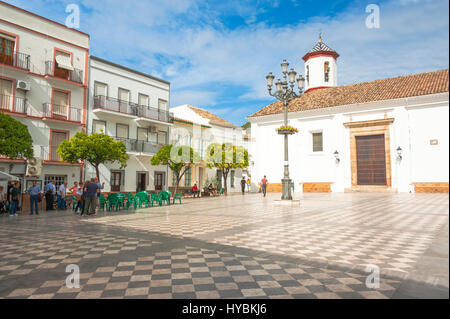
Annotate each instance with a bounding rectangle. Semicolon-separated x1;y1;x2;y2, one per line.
266;60;305;200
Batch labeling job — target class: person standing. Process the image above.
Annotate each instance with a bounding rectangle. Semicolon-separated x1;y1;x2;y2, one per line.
27;181;41;215
240;177;246;194
9;181;21;216
44;180;56;211
82;178;99;216
74;181;84;214
246;177;251;193
57;181;68;210
261;176;268;197
93;177;104;209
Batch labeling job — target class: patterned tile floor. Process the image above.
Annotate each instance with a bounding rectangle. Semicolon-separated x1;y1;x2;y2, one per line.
0;192;448;299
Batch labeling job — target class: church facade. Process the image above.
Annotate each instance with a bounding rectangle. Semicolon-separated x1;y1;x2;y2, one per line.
248;37;449;193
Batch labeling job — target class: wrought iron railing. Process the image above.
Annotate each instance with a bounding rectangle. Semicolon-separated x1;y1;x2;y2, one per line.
115;137;163;154
41;145;62;162
42;103;82;122
44;61;83;84
94;95;173;123
0;51;31;70
0;94;28;115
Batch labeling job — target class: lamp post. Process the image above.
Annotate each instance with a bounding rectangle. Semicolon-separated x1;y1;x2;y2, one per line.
266;60;305;200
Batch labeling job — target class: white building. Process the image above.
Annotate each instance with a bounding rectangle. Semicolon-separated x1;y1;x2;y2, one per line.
86;56;172;193
249;37;449;194
170;104;247;192
0;2;89;191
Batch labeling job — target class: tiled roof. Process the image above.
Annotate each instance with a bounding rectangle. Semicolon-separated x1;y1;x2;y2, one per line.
188;106;237;128
308;35;336;53
250;69;449;118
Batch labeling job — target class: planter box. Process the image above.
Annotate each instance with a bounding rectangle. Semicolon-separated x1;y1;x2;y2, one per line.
277;129;297;135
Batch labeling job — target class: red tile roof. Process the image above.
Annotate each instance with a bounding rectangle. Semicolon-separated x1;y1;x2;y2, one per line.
188;106;237;128
250;69;449;118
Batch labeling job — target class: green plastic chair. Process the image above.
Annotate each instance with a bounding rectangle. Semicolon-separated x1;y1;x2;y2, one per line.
107;196;122;212
218;188;225;195
136;191;149;208
172;193;182;205
151;193;162;207
99;194;106;211
160;191;170;206
125;193;138;210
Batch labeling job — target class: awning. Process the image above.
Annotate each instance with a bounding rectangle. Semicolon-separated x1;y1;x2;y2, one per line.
55;53;74;71
0;171;20;181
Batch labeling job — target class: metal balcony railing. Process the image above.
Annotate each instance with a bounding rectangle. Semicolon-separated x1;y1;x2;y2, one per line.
94;95;173;123
42;103;82;122
44;61;83;84
0;51;31;70
0;94;28;115
41;145;62;162
115;137;163;154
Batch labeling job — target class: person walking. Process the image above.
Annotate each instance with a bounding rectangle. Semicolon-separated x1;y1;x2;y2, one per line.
246;177;251;193
74;182;84;214
9;181;21;216
82;178;99;216
240;177;246;194
27;181;41;215
57;181;68;210
261;176;268;197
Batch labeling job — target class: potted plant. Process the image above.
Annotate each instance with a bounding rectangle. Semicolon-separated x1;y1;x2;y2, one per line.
276;125;299;135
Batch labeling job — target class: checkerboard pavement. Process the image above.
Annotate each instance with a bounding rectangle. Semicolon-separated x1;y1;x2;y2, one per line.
0;192;447;299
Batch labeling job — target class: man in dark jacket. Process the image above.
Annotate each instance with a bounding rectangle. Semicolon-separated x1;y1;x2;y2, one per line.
240;177;246;194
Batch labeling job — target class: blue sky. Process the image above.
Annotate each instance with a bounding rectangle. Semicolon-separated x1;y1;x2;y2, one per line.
5;0;449;126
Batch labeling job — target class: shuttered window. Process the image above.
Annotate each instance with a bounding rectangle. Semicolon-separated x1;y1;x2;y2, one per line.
93;120;106;134
312;132;323;152
184;167;192;187
116;124;129;138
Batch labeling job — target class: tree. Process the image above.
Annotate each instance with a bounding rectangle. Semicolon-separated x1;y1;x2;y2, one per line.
205;143;249;195
151;144;199;194
57;132;129;181
0;112;34;159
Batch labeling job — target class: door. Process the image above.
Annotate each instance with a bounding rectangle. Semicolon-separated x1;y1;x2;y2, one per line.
137;173;147;192
356;134;387;185
0;36;14;66
111;171;122;192
0;78;13;110
52;90;69;120
54;51;70;79
51;131;68;161
155;172;164;191
198;167;204;190
118;88;130;113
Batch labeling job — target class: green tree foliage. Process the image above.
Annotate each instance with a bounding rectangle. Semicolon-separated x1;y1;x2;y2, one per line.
0;112;33;159
57;132;129;181
205;143;249;195
151;144;199;194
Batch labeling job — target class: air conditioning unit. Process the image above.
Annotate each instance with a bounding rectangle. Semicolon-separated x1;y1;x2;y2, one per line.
17;80;31;91
150;126;157;133
26;157;42;177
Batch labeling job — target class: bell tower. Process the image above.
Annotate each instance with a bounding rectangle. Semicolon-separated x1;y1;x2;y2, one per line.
302;35;339;93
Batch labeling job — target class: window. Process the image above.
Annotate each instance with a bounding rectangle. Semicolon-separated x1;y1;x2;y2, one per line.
185;134;192;146
324;62;330;82
116;124;129;139
184;167;191;187
172;172;177;186
93;120;106;134
306;65;309;86
94;82;107;97
312;132;323;152
52;90;69;119
0;78;13;110
138;93;149;106
149;132;158;144
0;34;15;66
158;131;167;145
45;175;67;190
137;127;148;141
158;99;167;111
54;50;72;79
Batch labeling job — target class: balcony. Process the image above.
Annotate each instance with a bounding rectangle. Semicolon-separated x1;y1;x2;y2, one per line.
43;103;82;123
44;61;83;84
0;51;31;70
0;94;28;115
41;145;61;162
93;95;173;124
115;137;163;154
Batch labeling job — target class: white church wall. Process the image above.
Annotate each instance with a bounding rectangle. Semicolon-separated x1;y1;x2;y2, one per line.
305;56;338;91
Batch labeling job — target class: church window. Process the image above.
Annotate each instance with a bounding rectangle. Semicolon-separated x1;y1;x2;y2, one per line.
324;62;330;82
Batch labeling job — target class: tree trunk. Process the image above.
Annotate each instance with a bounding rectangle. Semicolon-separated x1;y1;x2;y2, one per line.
222;167;230;195
95;165;100;183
